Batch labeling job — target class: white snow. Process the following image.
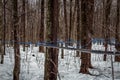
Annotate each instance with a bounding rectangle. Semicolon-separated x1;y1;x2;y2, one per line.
0;43;120;80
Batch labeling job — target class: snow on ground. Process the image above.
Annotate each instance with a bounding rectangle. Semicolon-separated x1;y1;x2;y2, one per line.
0;43;120;80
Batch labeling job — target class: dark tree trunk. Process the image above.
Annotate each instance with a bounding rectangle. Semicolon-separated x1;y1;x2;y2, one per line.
61;43;64;59
72;0;77;40
3;0;6;55
115;0;120;62
103;0;112;61
64;0;68;42
69;0;72;44
12;0;20;80
76;0;80;57
44;0;59;80
39;0;44;52
0;0;6;64
21;0;26;51
0;0;3;64
80;0;94;74
61;0;68;59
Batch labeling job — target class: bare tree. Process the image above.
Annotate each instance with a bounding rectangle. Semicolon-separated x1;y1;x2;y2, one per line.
115;0;120;61
61;0;68;59
12;0;20;80
21;0;26;51
0;0;6;64
44;0;59;80
0;0;4;64
76;0;80;57
39;0;44;52
69;0;72;44
3;0;6;56
64;0;68;42
103;0;112;61
80;0;94;74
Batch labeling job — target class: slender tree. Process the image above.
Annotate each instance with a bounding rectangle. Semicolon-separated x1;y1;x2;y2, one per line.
0;0;2;43
39;0;44;52
3;0;6;55
61;0;68;59
103;0;112;61
72;0;77;40
80;0;94;74
76;0;80;57
115;0;120;62
0;0;4;64
0;0;6;64
69;0;72;43
44;0;59;80
12;0;20;80
21;0;26;51
64;0;68;42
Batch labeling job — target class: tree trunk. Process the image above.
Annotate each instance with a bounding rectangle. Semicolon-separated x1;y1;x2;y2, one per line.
39;0;44;52
61;0;68;59
115;0;120;62
44;0;59;80
76;0;80;57
71;0;77;40
64;0;68;42
61;43;64;59
69;0;72;45
21;0;26;51
0;0;6;64
0;0;3;63
12;0;20;80
103;0;112;61
3;0;6;55
80;0;94;74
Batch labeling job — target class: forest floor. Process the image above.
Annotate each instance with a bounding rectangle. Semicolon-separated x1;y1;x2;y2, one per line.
0;43;120;80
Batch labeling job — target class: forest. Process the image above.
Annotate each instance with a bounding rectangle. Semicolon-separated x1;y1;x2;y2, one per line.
0;0;120;80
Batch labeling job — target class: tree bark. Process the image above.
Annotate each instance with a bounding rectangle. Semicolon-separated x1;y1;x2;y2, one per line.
44;0;59;80
0;11;4;63
80;0;94;74
3;0;6;55
21;0;26;51
76;0;80;57
64;0;68;42
0;0;6;64
61;0;68;59
39;0;44;52
115;0;120;62
103;0;112;61
0;0;3;63
12;0;20;80
69;0;72;45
